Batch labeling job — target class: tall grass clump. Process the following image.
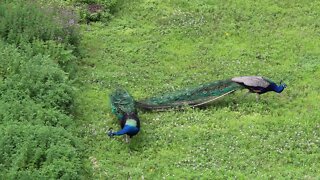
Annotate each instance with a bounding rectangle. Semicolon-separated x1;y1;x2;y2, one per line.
73;0;119;23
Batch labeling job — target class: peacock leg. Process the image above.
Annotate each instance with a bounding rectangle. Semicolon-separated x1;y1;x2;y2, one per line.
125;135;130;143
243;91;250;98
256;94;260;102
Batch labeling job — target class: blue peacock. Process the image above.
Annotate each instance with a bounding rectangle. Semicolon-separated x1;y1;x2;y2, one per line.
108;88;140;141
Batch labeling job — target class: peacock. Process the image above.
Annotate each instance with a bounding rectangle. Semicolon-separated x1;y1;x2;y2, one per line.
136;76;287;111
108;88;140;141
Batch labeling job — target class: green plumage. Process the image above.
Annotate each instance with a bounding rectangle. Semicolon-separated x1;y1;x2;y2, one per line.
110;89;136;119
136;80;243;111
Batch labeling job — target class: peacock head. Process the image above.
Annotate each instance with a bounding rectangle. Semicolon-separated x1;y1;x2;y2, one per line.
275;80;287;93
279;80;287;88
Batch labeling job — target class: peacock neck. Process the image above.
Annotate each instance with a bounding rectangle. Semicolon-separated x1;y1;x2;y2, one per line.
125;119;137;127
273;84;285;93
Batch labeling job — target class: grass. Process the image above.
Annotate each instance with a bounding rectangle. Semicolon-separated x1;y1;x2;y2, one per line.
74;0;320;178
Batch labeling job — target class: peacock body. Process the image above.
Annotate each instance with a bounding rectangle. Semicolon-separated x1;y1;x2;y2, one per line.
109;88;140;138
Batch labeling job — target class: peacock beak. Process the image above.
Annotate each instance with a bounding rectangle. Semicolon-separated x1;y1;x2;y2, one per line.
279;80;287;88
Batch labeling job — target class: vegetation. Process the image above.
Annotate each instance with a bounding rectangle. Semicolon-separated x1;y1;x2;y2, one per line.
76;0;118;23
1;0;319;179
0;1;80;48
0;1;88;179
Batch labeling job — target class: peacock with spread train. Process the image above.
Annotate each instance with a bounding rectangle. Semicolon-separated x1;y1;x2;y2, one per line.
136;76;287;111
108;88;140;140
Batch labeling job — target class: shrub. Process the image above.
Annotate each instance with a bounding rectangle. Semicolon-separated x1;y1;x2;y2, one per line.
10;56;73;111
0;91;72;127
0;41;23;78
21;40;77;73
0;0;80;49
0;44;74;113
0;2;88;179
0;124;85;179
74;0;118;23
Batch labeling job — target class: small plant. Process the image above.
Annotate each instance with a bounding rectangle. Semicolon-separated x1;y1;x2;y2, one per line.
74;0;118;23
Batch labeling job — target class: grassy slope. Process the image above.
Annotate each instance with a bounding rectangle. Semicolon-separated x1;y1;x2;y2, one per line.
75;0;320;178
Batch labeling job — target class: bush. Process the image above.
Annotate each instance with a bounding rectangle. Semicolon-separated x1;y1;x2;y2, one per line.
0;0;81;75
0;2;89;179
7;56;73;111
0;44;74;113
0;91;72;127
21;40;78;73
74;0;118;23
0;41;22;78
0;124;85;179
0;0;80;50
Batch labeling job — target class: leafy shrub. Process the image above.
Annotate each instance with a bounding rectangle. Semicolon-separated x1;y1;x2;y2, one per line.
0;124;86;179
0;0;80;49
0;41;23;78
0;2;89;179
19;57;71;110
0;44;74;113
74;0;118;23
21;40;78;73
0;91;72;127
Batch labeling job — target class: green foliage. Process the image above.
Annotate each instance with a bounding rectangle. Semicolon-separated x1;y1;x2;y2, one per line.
73;0;118;23
0;124;84;179
0;41;22;78
0;1;89;178
0;91;72;127
0;33;86;178
0;0;81;76
0;44;74;113
21;40;78;73
0;1;80;48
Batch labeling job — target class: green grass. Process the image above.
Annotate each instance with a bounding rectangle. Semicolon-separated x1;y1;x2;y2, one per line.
74;0;320;178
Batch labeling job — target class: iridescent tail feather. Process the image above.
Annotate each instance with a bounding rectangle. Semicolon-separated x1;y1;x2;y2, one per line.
136;80;243;111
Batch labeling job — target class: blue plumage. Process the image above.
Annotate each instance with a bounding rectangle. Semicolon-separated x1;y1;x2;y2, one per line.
108;113;140;138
